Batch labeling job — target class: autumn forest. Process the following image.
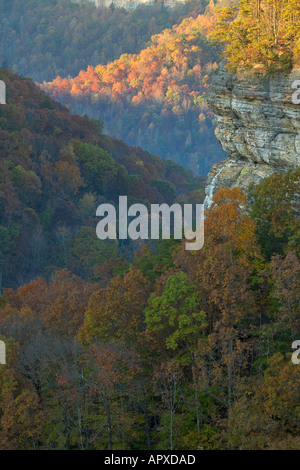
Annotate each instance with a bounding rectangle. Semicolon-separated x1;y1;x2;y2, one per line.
0;0;299;451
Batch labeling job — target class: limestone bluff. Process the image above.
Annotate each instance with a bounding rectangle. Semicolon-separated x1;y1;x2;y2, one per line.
71;0;186;9
204;62;300;209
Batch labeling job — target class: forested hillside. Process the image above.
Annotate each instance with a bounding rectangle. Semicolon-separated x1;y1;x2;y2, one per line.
45;5;226;174
0;69;200;291
0;0;299;452
0;0;205;82
0;172;299;450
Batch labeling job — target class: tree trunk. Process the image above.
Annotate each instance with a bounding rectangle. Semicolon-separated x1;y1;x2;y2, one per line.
142;384;151;450
191;353;200;435
105;396;113;450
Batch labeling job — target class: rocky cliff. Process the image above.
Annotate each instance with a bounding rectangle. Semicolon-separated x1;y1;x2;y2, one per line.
204;63;300;208
71;0;185;9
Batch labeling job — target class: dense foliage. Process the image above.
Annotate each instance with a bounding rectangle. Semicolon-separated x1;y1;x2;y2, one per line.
0;175;299;450
0;0;299;452
211;0;300;72
0;0;205;82
44;5;226;174
0;70;201;291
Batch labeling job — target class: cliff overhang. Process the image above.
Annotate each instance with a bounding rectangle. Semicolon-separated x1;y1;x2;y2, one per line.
204;63;300;208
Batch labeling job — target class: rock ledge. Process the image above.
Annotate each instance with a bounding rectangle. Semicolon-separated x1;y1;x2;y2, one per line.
204;63;300;208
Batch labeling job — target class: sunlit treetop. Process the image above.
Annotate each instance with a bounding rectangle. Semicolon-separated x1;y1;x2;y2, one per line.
210;0;300;72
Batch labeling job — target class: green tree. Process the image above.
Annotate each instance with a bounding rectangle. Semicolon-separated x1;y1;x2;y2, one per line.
145;272;206;353
250;169;300;259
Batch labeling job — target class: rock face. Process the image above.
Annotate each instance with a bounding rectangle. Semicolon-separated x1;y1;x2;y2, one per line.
204;63;300;208
71;0;185;10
